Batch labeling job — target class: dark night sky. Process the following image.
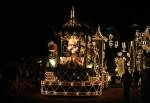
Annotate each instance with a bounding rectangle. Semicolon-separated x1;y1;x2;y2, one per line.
0;0;150;61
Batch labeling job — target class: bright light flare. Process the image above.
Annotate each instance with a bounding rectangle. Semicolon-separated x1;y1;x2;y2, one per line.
49;59;57;67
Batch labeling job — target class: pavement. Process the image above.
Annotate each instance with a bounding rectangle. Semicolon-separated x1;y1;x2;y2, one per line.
3;86;143;103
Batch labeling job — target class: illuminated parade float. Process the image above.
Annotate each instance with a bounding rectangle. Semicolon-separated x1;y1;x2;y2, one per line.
41;6;110;96
135;26;150;70
40;6;150;96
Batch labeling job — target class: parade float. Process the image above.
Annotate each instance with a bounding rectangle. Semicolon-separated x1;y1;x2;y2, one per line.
40;6;111;96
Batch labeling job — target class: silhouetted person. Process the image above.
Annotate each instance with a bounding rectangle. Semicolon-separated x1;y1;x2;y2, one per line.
133;68;140;89
121;68;133;97
141;69;150;101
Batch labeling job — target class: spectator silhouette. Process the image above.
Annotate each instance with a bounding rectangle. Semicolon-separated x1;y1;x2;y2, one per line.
141;69;150;101
121;68;133;98
133;68;140;89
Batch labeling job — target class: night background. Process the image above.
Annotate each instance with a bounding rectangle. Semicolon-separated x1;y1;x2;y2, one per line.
0;0;150;62
0;0;150;102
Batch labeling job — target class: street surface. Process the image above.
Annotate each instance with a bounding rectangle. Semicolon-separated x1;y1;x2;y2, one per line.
6;87;143;103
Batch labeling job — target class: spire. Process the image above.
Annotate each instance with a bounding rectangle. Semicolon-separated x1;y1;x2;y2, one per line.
98;26;102;36
63;6;81;27
71;6;75;27
70;7;72;19
72;6;75;18
94;26;108;42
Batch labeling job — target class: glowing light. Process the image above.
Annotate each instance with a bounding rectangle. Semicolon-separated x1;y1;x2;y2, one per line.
54;91;56;95
49;59;57;67
64;92;67;95
41;81;44;85
86;64;93;68
122;42;126;48
123;57;126;60
86;92;90;95
76;92;79;95
109;34;114;40
49;82;51;85
109;41;113;47
127;61;130;66
68;36;78;46
118;52;122;56
115;41;118;48
122;42;126;52
130;41;134;47
37;60;42;63
127;52;130;57
59;82;62;85
71;82;74;86
108;76;111;81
